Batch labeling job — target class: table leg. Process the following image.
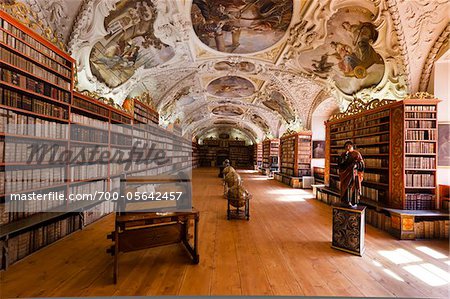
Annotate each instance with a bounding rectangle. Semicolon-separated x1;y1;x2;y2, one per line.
113;229;119;284
193;215;199;264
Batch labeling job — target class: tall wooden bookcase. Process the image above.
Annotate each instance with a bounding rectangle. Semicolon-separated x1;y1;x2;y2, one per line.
253;143;262;170
0;11;194;269
324;96;439;210
279;131;312;177
262;138;279;174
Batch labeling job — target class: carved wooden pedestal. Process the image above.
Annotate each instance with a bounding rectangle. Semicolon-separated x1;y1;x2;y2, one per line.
331;204;366;256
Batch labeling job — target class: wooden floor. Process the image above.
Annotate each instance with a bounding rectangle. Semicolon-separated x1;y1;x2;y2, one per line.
1;168;449;298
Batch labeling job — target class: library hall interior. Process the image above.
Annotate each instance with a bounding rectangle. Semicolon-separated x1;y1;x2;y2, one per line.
0;0;450;298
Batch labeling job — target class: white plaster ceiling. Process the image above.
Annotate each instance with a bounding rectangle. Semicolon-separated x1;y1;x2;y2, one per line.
2;0;448;142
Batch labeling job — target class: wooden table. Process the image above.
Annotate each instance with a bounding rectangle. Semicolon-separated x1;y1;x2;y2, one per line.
107;209;199;283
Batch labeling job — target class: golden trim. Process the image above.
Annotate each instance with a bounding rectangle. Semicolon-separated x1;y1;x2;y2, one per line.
329;98;395;121
132;92;156;110
332;205;366;213
406;92;435;100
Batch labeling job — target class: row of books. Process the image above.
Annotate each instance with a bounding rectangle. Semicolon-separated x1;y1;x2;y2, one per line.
69;180;107;200
1;20;70;66
329;178;340;190
82;200;114;226
110;162;128;176
1;109;68;138
406;173;435;187
0;32;71;77
405;141;435;153
111;111;132;124
69;164;108;181
330;120;352;133
355;109;390;123
364;173;389;184
356;145;389;155
359;116;389;129
228;140;246;146
405;120;436;129
71;113;108;130
202;139;220;146
111;124;132;135
365;209;391;232
298;158;310;164
354;134;390;145
330;131;352;140
405;193;435;210
70;145;109;163
1;68;70;102
3;166;65;193
361;186;387;202
2;141;66;163
405;130;436;140
4;214;81;266
134;107;159;125
2;189;67;223
313;167;324;183
405;157;435;169
364;158;389;168
405;111;436;119
71;126;108;144
0;47;71;89
73;96;109;118
1;87;69;119
354;124;389;136
405;105;436;111
415;220;449;239
110;132;132;146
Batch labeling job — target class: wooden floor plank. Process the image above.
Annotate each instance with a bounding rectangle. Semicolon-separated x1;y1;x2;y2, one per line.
0;168;448;298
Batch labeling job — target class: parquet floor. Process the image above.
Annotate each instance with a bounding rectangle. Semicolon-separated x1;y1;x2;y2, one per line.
1;168;449;298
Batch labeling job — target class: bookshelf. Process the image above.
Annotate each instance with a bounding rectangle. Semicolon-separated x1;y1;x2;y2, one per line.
262;138;279;175
0;11;195;269
324;97;439;211
279;131;312;177
132;98;159;125
198;138;252;168
253;143;262;170
313;167;325;184
192;142;199;169
316;95;447;239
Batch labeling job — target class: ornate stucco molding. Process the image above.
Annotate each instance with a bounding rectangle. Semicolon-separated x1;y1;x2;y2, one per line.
418;23;450;92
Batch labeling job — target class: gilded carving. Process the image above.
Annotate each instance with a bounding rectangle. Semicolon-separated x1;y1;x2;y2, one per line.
391;106;404;208
329;98;395;121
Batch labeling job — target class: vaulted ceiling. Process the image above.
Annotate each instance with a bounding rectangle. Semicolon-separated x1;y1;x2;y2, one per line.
2;0;448;142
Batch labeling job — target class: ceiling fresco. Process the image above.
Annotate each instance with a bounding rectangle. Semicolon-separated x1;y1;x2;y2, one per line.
5;0;448;142
191;0;293;54
299;7;385;95
211;105;245;116
207;76;256;98
89;0;175;88
214;60;256;72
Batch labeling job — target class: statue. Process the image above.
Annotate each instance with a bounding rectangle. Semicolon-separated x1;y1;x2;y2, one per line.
338;141;364;208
